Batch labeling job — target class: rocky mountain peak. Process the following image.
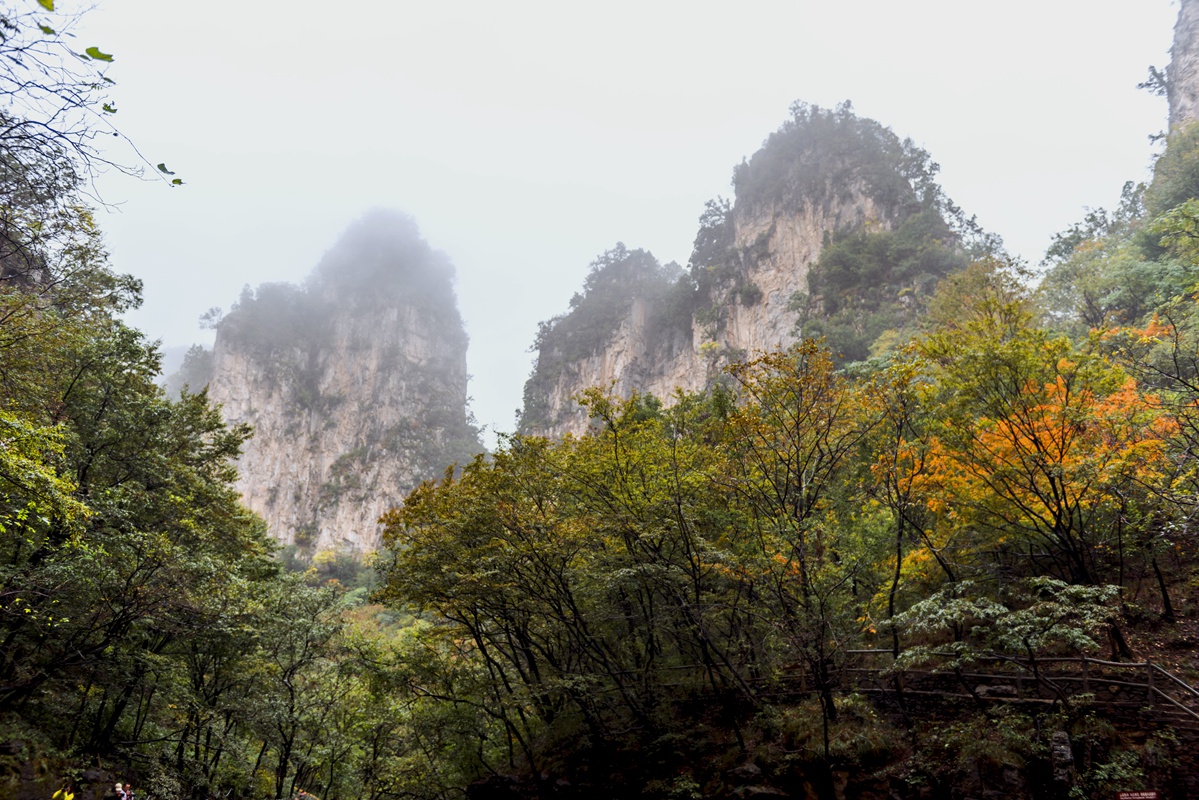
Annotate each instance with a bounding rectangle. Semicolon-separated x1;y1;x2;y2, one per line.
519;103;969;439
207;211;480;554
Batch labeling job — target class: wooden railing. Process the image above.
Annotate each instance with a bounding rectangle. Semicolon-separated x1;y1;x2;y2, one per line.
839;649;1199;723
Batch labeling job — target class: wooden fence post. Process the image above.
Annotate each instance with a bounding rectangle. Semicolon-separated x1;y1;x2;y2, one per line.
1146;662;1154;707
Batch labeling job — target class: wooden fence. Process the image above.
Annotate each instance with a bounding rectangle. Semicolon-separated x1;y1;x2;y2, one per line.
839;649;1199;725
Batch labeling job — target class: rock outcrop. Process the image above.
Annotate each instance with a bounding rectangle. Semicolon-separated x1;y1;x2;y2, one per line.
524;196;883;437
1170;0;1199;129
208;211;480;553
521;103;962;438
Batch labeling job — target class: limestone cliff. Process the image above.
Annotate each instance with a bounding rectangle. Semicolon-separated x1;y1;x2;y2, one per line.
521;103;967;438
208;211;480;553
1170;0;1199;129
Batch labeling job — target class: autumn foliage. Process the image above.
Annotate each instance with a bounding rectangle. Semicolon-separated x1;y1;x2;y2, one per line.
375;263;1199;792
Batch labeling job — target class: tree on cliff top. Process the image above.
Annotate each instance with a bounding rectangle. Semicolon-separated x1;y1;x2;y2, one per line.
733;101;943;219
518;244;680;433
219;210;467;354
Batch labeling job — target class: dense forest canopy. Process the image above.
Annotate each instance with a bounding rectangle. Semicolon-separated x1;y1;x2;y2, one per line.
799;207;968;362
382;263;1199;794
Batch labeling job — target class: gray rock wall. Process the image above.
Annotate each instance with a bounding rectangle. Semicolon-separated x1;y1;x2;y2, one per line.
1170;0;1199;128
208;215;477;553
527;191;884;439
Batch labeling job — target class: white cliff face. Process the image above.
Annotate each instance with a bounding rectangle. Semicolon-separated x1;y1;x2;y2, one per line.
1170;0;1199;129
208;214;476;554
532;193;884;438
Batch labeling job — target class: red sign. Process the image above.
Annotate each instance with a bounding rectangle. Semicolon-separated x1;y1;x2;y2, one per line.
1116;792;1159;800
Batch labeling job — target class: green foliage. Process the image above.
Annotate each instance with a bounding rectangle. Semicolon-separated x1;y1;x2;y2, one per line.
384;342;893;785
800;208;968;362
471;257;1199;793
319;446;368;504
1044;182;1145;266
920;710;1038;773
1039;125;1199;333
1039;180;1194;332
913;263;1178;590
737;280;762;306
220;281;329;357
895;579;1121;669
733;101;941;219
1149;196;1199;264
519;243;681;431
1068;748;1145;800
0;410;85;537
1145;122;1199;219
535;242;679;360
687;197;734;274
685;196;746;302
162;343;214;397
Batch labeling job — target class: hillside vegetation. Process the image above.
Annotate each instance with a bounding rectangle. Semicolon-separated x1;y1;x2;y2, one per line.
380;257;1199;797
383;117;1199;800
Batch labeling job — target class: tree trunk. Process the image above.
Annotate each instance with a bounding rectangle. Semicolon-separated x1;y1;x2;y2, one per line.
1153;557;1176;623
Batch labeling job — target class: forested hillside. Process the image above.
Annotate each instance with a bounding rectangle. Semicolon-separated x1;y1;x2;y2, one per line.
379;255;1199;796
0;6;471;800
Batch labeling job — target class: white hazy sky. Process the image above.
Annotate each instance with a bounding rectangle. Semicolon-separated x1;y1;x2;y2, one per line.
78;1;1178;446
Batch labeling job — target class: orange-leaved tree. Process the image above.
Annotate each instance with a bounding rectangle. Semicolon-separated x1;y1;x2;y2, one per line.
914;263;1176;589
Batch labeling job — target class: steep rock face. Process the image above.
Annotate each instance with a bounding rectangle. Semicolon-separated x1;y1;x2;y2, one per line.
208;212;479;553
1170;0;1199;129
715;191;887;350
522;103;954;439
530;195;884;436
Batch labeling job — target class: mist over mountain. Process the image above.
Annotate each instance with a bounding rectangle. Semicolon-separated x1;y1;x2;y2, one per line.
191;210;481;554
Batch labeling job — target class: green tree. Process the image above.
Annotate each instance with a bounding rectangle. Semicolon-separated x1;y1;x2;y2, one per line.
722;342;877;756
914;262;1175;597
1144;123;1199;220
799;208;968;361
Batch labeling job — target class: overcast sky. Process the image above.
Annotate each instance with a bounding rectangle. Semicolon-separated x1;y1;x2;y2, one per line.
79;1;1178;446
